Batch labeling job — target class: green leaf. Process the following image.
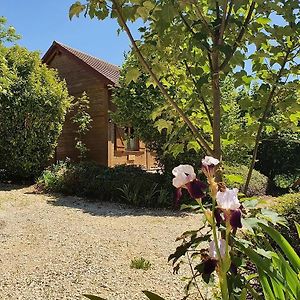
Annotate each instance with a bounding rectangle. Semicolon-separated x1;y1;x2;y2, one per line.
125;68;141;84
224;174;243;184
69;1;86;20
258;223;300;272
259;209;286;226
142;291;166;300
187;140;201;152
295;222;300;239
169;143;185;158
256;17;271;25
257;268;276;300
83;295;107;300
154;119;173;133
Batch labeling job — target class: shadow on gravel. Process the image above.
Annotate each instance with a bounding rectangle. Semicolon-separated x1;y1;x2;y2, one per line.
45;194;187;218
0;183;30;192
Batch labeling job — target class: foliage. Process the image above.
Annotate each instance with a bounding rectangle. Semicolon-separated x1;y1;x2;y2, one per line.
111;55;165;152
223;165;268;196
113;56;254;171
269;193;300;254
256;132;300;191
0;45;72;179
0;17;20;44
238;223;300;300
70;0;300;193
37;161;173;208
130;257;151;270
72;91;93;160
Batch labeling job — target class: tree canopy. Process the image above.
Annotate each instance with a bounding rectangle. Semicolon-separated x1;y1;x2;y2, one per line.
70;0;300;188
0;45;72;179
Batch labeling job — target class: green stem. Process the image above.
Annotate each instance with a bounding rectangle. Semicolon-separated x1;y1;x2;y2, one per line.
220;273;230;300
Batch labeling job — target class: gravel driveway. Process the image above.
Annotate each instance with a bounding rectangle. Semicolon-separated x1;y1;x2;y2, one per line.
0;184;210;300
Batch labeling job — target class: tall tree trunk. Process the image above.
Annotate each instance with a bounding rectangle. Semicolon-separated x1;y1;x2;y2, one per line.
211;36;222;182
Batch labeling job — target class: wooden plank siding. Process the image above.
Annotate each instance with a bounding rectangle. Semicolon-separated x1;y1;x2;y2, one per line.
48;51;109;166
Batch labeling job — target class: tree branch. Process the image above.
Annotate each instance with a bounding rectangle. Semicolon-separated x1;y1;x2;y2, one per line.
184;60;213;128
112;0;214;155
192;0;213;35
224;0;234;29
178;11;195;35
219;1;256;70
219;0;229;42
243;49;291;194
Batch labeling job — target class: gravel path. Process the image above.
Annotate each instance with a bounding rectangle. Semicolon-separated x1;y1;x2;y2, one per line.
0;184;210;300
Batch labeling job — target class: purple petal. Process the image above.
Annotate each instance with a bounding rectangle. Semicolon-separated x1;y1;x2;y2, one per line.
230;209;242;229
186;179;206;199
203;258;217;275
214;208;223;227
174;188;182;207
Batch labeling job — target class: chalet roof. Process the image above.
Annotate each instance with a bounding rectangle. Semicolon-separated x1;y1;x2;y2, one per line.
42;41;120;85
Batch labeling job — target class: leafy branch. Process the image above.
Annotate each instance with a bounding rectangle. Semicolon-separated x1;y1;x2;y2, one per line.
244;48;292;193
111;0;214;155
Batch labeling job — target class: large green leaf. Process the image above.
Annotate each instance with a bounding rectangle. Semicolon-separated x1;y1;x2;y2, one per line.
142;291;166;300
258;223;300;272
295;222;300;239
257;268;276;300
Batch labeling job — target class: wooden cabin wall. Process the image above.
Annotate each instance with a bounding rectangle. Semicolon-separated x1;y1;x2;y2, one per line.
48;52;109;166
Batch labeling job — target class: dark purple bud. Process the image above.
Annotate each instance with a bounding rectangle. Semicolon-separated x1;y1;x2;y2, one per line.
203;258;217;275
214;208;223;227
186;179;206;199
174;188;182;208
230;209;242;229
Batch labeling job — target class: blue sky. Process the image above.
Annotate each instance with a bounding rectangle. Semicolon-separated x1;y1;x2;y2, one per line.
2;0;141;66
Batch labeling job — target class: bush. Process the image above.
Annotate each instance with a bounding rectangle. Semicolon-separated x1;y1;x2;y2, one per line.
0;45;72;180
223;164;268;196
270;193;300;255
37;161;174;208
256;132;300;192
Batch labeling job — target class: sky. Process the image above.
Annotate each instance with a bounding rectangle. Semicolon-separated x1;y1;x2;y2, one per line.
2;0;141;66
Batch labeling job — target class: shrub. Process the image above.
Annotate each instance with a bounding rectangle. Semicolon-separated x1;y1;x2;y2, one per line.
273;173;300;191
270;193;300;255
0;45;72;180
223;164;268;196
256;132;300;192
37;161;174;208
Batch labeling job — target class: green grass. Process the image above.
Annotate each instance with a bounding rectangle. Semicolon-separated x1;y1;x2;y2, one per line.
130;257;152;271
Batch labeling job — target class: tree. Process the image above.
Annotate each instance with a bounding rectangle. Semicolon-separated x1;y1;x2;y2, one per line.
70;0;300;188
0;16;20;44
0;45;72;179
112;54;253;168
72;91;93;160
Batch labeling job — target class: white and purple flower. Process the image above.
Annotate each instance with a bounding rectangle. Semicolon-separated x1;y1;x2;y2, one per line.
215;188;242;229
201;156;220;178
172;165;206;206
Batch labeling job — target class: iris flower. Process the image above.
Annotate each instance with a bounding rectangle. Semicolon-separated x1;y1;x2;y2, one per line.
172;165;206;206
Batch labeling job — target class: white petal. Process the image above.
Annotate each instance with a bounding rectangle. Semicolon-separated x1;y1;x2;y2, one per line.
172;173;187;188
216;188;240;210
202;156;220;166
172;164;195;176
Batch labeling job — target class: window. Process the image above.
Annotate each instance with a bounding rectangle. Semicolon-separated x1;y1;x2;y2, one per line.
125;127;139;151
114;126;140;152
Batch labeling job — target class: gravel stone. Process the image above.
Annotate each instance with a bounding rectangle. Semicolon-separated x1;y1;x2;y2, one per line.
0;184;211;300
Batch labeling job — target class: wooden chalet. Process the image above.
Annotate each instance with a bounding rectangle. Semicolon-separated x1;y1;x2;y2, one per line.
42;41;156;169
